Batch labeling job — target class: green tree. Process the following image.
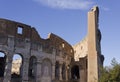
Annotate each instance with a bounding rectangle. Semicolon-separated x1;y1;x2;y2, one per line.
99;66;110;82
99;58;120;82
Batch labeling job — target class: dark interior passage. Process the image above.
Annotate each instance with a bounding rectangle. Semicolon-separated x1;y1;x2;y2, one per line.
0;52;6;77
71;65;80;80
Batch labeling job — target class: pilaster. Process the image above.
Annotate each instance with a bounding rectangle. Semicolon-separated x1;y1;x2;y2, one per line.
52;64;55;80
52;48;56;80
36;61;42;82
59;63;62;80
65;66;68;81
3;52;13;82
22;58;29;82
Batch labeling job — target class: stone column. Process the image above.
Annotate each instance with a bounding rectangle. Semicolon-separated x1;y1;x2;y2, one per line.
88;6;99;82
66;66;68;81
68;67;71;80
52;48;56;80
22;58;29;82
36;61;42;82
59;64;62;80
3;52;13;82
52;64;55;80
80;69;84;82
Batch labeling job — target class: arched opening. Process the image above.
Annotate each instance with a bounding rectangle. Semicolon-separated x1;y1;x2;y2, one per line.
62;63;66;80
11;54;23;79
42;59;52;77
28;56;37;79
41;59;52;82
71;65;80;80
0;52;6;77
55;61;59;80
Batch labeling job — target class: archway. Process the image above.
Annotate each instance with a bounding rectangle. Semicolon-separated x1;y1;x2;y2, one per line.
0;52;6;77
11;54;23;78
41;59;52;82
71;65;80;80
55;61;59;79
62;63;66;80
28;56;37;79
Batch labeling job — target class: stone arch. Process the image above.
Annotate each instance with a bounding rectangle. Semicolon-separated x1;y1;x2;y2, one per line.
0;51;6;77
11;53;23;79
41;58;52;82
71;65;80;80
42;58;52;77
55;61;59;79
28;56;37;79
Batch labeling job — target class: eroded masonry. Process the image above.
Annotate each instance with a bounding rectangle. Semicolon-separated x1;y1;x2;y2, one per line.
0;6;104;82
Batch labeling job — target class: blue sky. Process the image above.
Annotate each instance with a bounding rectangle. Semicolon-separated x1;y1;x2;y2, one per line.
0;0;120;66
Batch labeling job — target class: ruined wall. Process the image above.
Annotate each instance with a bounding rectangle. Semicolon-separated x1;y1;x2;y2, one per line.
72;6;104;82
73;37;88;61
0;18;74;82
0;18;73;56
0;6;104;82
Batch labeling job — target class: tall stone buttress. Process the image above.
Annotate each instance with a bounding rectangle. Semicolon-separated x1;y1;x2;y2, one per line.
87;6;100;82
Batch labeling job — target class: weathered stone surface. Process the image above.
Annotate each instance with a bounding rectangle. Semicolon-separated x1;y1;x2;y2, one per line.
0;6;104;82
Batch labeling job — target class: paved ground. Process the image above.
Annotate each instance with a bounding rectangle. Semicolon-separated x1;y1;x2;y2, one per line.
0;77;80;82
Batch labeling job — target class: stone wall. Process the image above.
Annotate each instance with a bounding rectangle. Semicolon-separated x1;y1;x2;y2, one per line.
0;18;74;82
0;6;104;82
73;37;88;61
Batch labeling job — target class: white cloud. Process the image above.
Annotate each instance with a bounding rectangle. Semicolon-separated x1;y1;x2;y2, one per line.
34;0;94;10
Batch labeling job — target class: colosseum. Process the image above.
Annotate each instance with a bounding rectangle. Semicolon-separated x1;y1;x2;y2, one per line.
0;6;104;82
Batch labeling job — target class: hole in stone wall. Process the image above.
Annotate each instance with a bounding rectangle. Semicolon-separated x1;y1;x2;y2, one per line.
17;26;23;34
0;52;6;77
71;65;80;80
81;46;83;50
55;61;59;79
62;63;66;80
11;54;22;78
62;43;65;48
28;56;37;79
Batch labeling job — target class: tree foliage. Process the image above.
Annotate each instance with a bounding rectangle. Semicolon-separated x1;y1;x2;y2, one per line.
99;58;120;82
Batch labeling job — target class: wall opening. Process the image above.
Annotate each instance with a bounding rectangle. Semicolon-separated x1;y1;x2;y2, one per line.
41;59;52;78
55;61;59;80
62;43;65;48
17;26;23;34
71;65;80;80
0;52;6;77
62;63;66;80
28;56;37;79
11;54;22;78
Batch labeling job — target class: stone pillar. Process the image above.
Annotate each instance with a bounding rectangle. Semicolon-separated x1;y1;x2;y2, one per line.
52;48;56;80
80;69;86;82
36;61;42;82
59;64;62;80
3;52;13;82
65;66;68;81
68;67;71;80
87;6;99;82
52;64;55;80
22;58;29;82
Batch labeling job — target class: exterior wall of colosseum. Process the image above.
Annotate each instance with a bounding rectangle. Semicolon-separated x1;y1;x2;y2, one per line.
0;18;74;82
73;37;88;61
0;6;104;82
